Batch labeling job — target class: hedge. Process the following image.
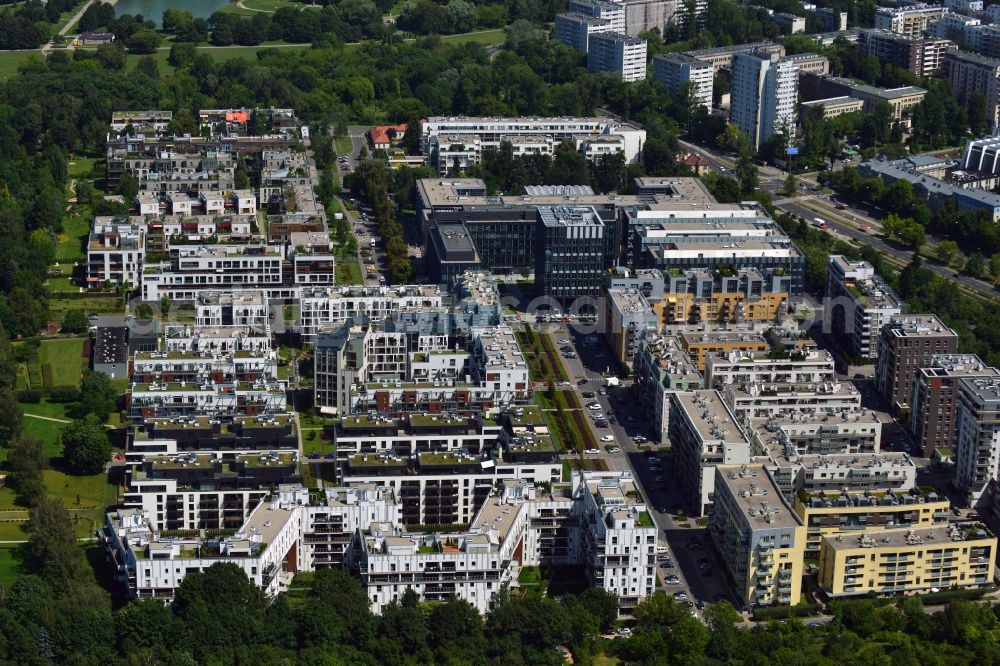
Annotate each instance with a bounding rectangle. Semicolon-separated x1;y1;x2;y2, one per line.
16;389;42;403
920;586;994;606
48;387;81;403
41;364;53;391
752;603;821;621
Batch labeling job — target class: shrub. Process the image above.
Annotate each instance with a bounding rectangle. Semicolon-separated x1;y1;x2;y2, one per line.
752;603;821;621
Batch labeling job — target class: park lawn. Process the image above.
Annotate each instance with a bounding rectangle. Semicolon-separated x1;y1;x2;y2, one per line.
437;29;505;46
0;50;37;80
20;416;65;460
335;136;354;156
337;258;363;285
46;277;79;294
302;432;330;456
67;157;98;179
48;294;124;321
218;0;300;13
38;338;85;389
20;399;72;421
57;206;92;263
44;470;118;537
0;545;26;585
0;522;28;543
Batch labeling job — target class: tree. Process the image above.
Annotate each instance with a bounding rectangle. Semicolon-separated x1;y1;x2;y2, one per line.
401;117;422;156
160;295;171;318
965;251;986;279
990;253;1000;280
7;435;46;507
0;387;22;448
61;310;88;334
783;172;797;196
135;55;159;79
125;30;162;55
935;239;958;267
26;497;81;583
61;414;112;474
79;371;118;422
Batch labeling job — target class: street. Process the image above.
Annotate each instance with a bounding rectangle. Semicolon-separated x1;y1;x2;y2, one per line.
543;322;736;611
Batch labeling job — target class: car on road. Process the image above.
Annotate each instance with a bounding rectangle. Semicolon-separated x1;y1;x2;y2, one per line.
608;416;617;425
594;421;609;428
557;381;571;387
577;379;588;386
665;576;681;584
563;353;577;359
673;592;688;601
600;434;615;442
582;391;595;398
584;448;600;455
633;435;647;443
663;562;675;569
598;388;607;395
587;403;602;410
605;446;620;453
558;339;570;345
807;623;821;628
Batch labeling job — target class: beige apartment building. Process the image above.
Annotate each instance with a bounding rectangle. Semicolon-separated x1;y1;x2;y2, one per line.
819;524;995;597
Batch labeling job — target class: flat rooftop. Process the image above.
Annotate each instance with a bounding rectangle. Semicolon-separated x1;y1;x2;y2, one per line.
471;494;524;546
885;314;956;338
822;524;994;552
717;465;800;529
921;354;998;379
675;390;748;444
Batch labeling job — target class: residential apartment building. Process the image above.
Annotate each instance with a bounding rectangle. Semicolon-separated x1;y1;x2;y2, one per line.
297;284;450;342
722;380;862;421
685;42;785;74
954;377;1000;505
875;314;959;414
106;473;657;614
680;331;771;372
704;348;834;390
731;51;798;149
535;205;606;309
87;219;145;288
669;390;751;516
313;323;530;417
825;256;904;360
710;465;806;608
554;13;612;52
774;12;805;34
961;134;1000;176
875;4;948;37
421;117;647;167
568;0;627;33
587;32;648;82
781;52;829;75
856;29;951;78
632;335;702;443
944;50;1000;128
910;354;999;458
603;288;658;366
819;524;995;597
794;488;950;558
652;53;714;109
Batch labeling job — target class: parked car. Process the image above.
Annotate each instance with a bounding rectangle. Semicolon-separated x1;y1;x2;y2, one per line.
588;403;602;410
584;448;600;455
600;434;615;442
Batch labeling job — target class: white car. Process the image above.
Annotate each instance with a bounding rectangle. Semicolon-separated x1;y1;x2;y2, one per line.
600;434;615;442
606;446;620;453
584;448;600;455
558;339;570;345
588;403;602;410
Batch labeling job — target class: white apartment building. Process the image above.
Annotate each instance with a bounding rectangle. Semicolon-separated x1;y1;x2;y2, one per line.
731;51;798;150
945;0;983;13
704;348;835;390
825;255;904;360
669;390;752;516
106;474;655;614
162;323;272;355
87;220;145;288
961;134;1000;175
554;12;612;52
955;377;1000;505
314;324;530;416
632;335;702;443
421;117;646;165
568;0;627;33
876;4;948;37
298;284;444;341
158;214;255;238
652;53;714;109
587;32;648;82
141;244;287;302
722;381;862;422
